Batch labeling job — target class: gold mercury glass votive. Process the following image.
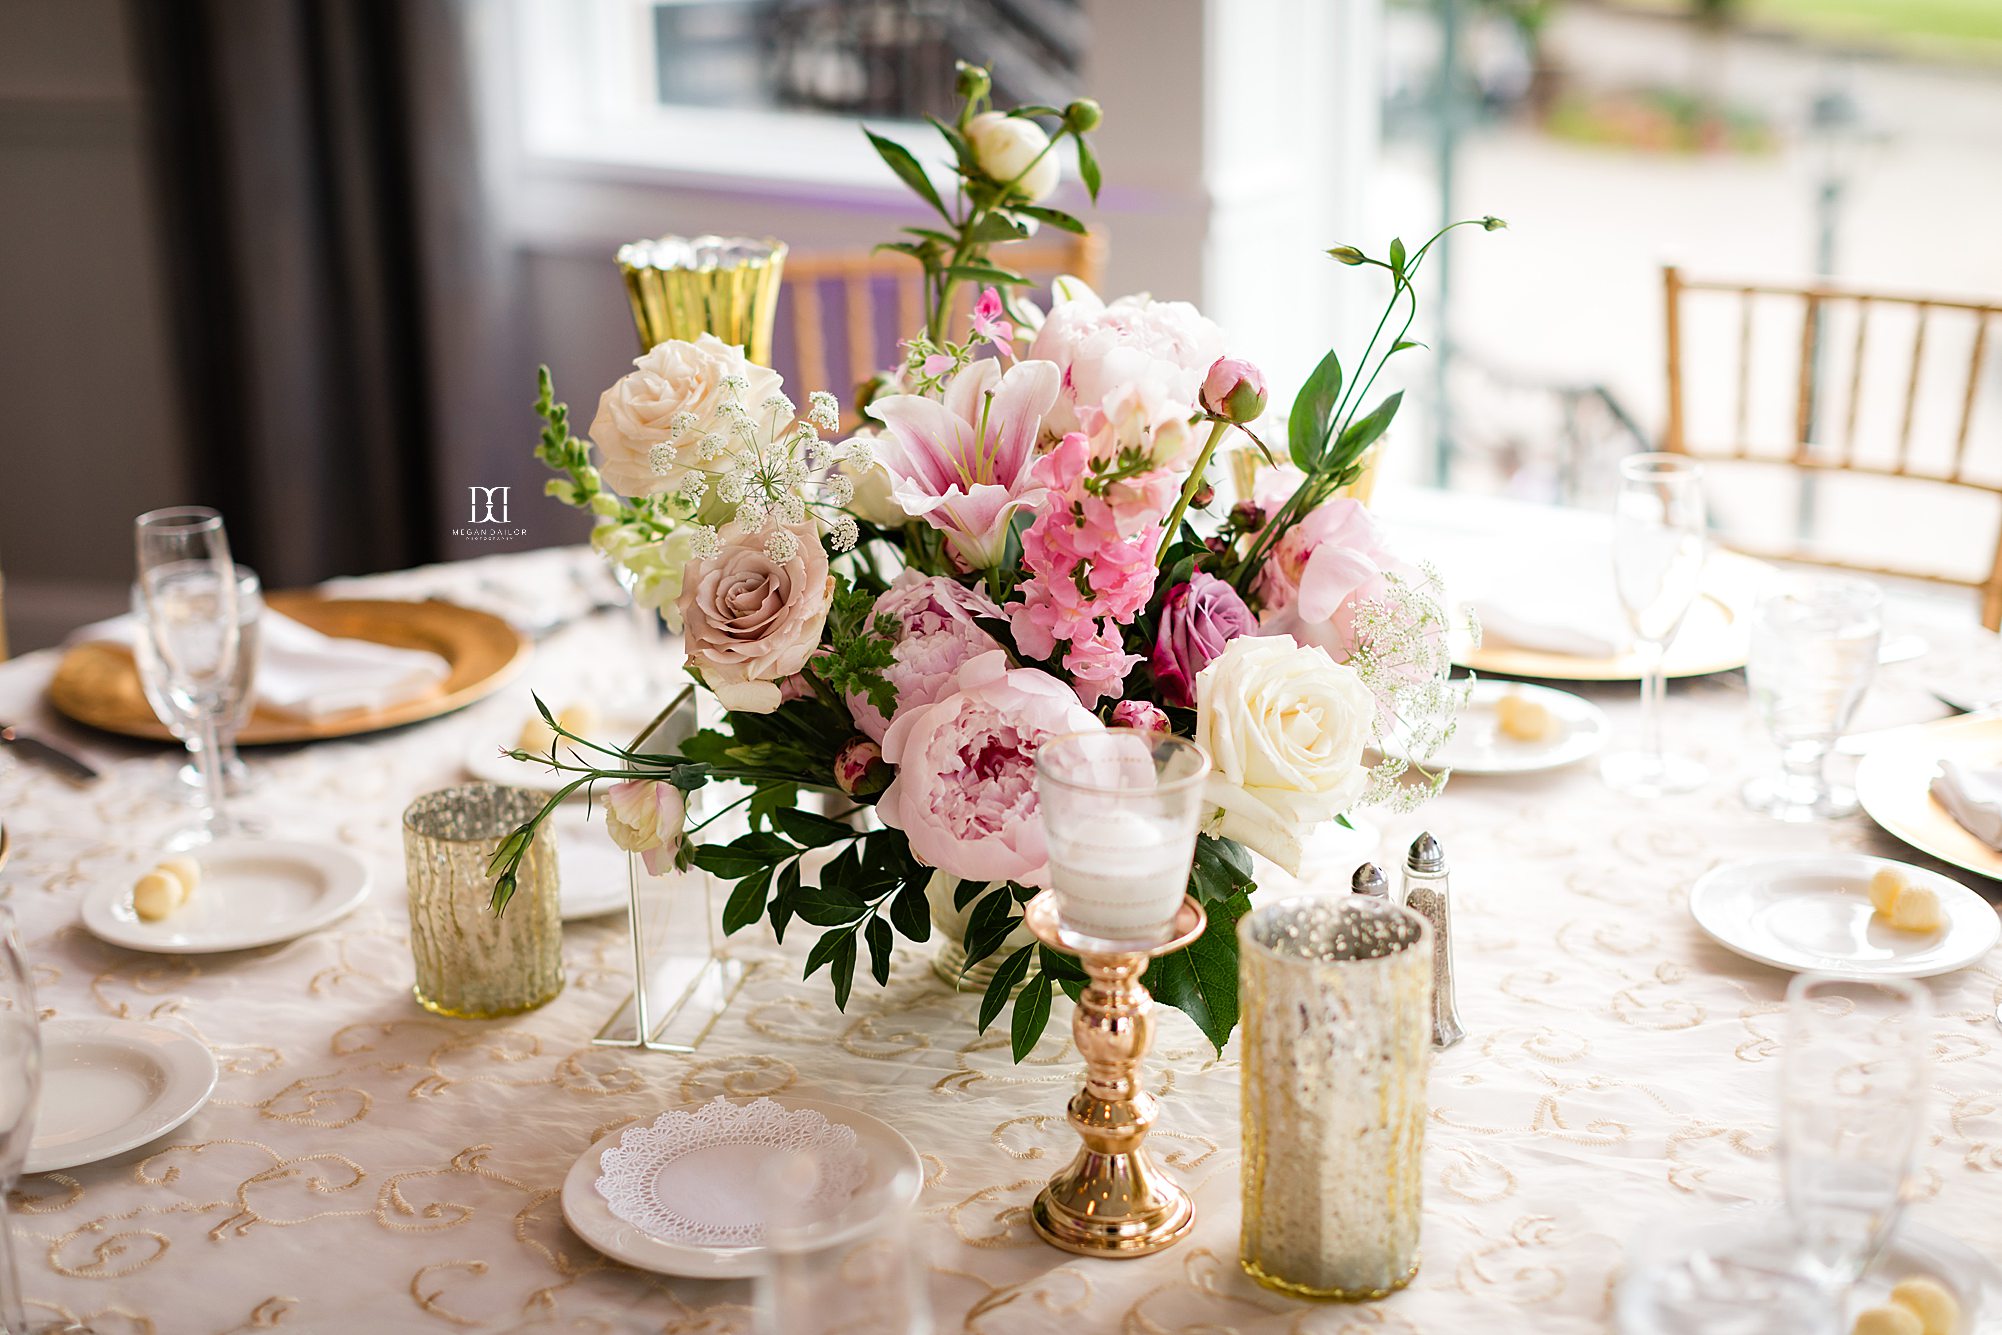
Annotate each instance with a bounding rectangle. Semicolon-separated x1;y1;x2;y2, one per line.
403;784;563;1019
1238;893;1433;1300
616;234;788;365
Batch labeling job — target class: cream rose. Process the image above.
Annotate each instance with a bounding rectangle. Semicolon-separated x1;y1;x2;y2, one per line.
966;111;1060;203
1192;634;1373;874
677;522;833;714
590;333;782;499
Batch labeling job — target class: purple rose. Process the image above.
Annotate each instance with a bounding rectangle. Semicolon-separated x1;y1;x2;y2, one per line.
1151;572;1256;709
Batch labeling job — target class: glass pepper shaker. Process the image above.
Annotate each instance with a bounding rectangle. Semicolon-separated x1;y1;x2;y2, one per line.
1402;832;1464;1049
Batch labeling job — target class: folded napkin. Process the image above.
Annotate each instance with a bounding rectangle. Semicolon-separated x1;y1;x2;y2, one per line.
1469;593;1626;658
1930;759;2002;850
72;610;451;721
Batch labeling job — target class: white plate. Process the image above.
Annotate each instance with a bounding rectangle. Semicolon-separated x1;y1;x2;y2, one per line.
560;1097;922;1279
1689;855;1999;978
26;1019;218;1173
1850;1218;2002;1335
554;806;629;921
1432;680;1608;775
80;838;372;954
465;713;651;797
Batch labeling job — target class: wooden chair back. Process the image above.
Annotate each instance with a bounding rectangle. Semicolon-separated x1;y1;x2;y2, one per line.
1662;264;2002;628
771;231;1105;424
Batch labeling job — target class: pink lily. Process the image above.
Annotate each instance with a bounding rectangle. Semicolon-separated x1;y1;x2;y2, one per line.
866;358;1060;568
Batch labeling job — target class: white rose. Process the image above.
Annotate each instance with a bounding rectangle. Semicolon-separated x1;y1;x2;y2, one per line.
1192;634;1373;875
590;333;782;498
966;112;1060;203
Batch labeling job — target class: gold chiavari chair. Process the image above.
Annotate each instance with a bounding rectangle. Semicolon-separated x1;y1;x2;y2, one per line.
772;232;1105;427
1663;264;2002;629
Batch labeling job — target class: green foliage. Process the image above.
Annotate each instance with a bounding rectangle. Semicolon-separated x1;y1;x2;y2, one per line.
816;581;900;720
1286;350;1344;472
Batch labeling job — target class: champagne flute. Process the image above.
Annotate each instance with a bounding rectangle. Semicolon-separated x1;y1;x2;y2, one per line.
134;508;241;847
1744;576;1882;821
1602;453;1709;796
133;564;263;801
0;907;42;1335
1782;973;1930;1293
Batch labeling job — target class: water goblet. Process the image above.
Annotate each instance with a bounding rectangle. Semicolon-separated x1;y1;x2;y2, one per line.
133;507;240;847
1744;576;1882;820
1602;453;1709;796
755;1153;931;1335
133;564;263;801
1616;1207;1838;1335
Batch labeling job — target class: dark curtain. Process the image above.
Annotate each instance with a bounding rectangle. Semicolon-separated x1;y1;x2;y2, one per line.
129;0;499;587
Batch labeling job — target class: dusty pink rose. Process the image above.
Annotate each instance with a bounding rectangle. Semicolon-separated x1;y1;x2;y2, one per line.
1109;700;1171;733
833;738;887;796
846;571;1004;742
603;780;685;876
1199;356;1269;423
876;650;1102;888
1253;470;1414;660
1152;572;1257;709
677;522;834;714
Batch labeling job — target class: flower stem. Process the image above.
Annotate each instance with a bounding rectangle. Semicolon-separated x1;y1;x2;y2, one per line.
1157;418;1230;565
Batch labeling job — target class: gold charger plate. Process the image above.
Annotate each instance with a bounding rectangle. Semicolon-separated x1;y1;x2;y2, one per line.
1856;712;2002;882
48;594;530;746
1455;550;1766;682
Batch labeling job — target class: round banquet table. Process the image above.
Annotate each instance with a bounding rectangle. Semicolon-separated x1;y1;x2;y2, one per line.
1;509;1999;1334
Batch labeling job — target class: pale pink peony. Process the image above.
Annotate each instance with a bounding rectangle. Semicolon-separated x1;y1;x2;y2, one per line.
864;358;1060;568
678;521;834;714
591;334;782;499
1253;470;1412;661
604;779;686;877
876;650;1102;888
846;571;1003;742
1028;279;1224;456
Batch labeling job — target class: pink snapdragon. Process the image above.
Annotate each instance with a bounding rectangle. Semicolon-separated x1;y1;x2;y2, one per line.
1064;620;1145;709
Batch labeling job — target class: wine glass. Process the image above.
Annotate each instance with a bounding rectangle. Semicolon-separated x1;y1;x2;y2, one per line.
1744;576;1882;821
1616;1208;1838;1335
1782;973;1930;1293
0;907;42;1335
134;508;241;848
755;1153;931;1335
133;564;263;801
1602;453;1709;796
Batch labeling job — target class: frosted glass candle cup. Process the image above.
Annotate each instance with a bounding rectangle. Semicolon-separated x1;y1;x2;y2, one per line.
1034;730;1209;952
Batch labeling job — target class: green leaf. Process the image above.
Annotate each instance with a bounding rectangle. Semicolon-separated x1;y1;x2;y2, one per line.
1392;339;1428;352
1075;137;1101;202
865;916;893;986
889;880;932;943
791;880;868;927
872;240;928;261
952;877;989;912
1333;390;1404;469
923;113;976;175
773;807;856;848
720;864;773;935
1006;103;1063;119
978;945;1034;1032
1389;236;1407;275
1287;349;1344;471
944;262;1028;287
969;212;1029;244
1010;973;1054;1062
802;924;850;979
866;129;947;217
690;840;778;880
1017;204;1087;234
1143;891;1251;1053
961;886;1020;971
831;934;858;1009
1190;833;1255;904
768;870;797;943
747;782;798;832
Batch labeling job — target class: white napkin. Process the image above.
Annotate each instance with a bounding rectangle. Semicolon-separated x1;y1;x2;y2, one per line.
1469;593;1626;658
71;610;451;721
1930;759;2002;850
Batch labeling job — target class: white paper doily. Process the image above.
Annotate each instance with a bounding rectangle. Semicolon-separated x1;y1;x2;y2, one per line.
593;1096;868;1247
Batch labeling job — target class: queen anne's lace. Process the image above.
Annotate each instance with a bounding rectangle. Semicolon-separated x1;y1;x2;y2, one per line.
593;1097;867;1247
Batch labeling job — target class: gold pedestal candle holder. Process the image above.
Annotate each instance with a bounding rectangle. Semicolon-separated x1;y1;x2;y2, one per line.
1020;890;1207;1258
616;234;787;364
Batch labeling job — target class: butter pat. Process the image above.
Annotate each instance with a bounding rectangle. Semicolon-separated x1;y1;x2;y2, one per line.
1495;694;1555;743
133;870;185;922
157;855;202;898
1887;885;1944;934
517;716;557;755
1888;1277;1960;1335
556;704;600;738
1868;867;1907;916
1853;1306;1923;1335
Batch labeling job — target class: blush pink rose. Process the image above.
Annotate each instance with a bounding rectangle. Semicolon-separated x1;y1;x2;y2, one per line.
845;571;1004;742
876;650;1102;888
678;522;834;714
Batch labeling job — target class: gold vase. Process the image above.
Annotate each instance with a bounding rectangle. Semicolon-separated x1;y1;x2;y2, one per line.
616;234;787;364
403;784;564;1019
1238;893;1432;1300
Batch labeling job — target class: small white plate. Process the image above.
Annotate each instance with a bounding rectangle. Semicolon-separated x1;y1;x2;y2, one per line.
554;806;629;921
1850;1218;2002;1334
560;1097;922;1279
1433;680;1608;776
81;838;371;954
465;714;651;797
26;1019;218;1173
1689;855;1999;978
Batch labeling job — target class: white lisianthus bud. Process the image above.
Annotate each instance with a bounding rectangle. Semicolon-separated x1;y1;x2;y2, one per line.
966;112;1059;203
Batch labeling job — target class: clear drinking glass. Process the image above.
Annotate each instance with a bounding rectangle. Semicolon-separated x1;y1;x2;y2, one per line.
1616;1208;1838;1335
1033;730;1209;952
1603;453;1709;796
133;565;263;800
133;507;241;848
1744;577;1883;820
755;1153;931;1335
1782;973;1930;1291
0;908;43;1335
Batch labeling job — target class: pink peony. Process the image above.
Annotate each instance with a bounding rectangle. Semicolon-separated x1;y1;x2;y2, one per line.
604;779;686;877
678;521;834;714
1064;619;1144;709
1253;470;1413;661
1152;572;1257;709
1199;356;1269;423
1109;700;1171;734
846;571;1003;742
1028;280;1225;449
876;651;1102;888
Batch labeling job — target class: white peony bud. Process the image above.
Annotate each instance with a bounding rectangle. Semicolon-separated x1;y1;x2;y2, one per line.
966;112;1060;203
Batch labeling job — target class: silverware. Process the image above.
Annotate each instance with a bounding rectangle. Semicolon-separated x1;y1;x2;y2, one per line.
1932;686;2002;716
0;723;99;784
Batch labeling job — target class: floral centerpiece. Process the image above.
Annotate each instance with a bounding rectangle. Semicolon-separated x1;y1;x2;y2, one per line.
493;64;1496;1059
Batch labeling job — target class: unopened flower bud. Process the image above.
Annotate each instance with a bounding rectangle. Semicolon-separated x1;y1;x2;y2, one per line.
1199;356;1269;424
955;62;991;103
544;479;578;504
1481;215;1508;231
1110;700;1170;734
1204;536;1230;556
1231;500;1266;532
1191;483;1215;509
588;493;622;519
834;737;888;797
1063;98;1102;133
1326;245;1366;265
